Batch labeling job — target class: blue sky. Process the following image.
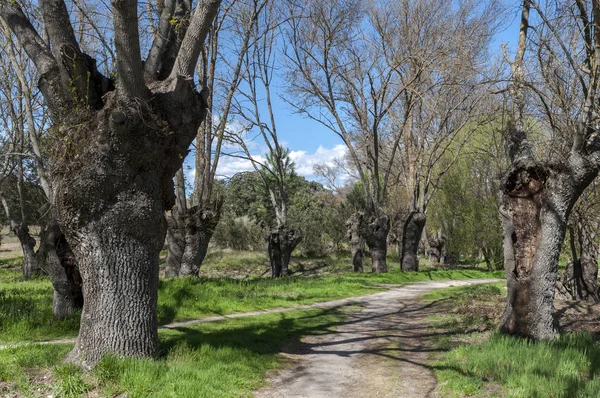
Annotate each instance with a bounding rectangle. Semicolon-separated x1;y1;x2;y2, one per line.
185;1;522;186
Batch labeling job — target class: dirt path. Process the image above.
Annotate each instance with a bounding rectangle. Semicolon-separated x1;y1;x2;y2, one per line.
0;279;498;351
254;279;501;398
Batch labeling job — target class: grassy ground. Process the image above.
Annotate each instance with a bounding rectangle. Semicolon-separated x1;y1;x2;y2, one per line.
425;283;600;398
0;306;352;397
0;251;503;343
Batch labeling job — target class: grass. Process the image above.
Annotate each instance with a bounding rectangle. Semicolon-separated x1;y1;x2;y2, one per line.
0;249;503;344
435;333;600;398
0;306;349;397
426;283;600;398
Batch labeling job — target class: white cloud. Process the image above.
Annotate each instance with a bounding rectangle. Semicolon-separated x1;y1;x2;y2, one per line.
289;144;347;178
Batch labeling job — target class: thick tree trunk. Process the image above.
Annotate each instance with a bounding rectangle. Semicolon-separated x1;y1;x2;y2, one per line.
179;205;220;277
52;83;206;367
267;227;302;278
361;213;389;273
165;209;185;278
347;212;364;273
12;223;40;279
498;163;588;339
399;212;426;272
428;232;445;265
41;222;83;319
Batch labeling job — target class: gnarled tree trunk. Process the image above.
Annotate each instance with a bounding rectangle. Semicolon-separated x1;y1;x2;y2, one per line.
498;161;594;339
361;212;389;273
428;230;446;265
267;227;302;278
399;211;426;272
56;82;207;367
165;208;185;278
347;212;364;273
179;205;221;277
13;223;40;279
41;221;83;319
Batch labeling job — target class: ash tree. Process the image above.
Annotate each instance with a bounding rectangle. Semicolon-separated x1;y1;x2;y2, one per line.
499;0;600;339
0;0;221;366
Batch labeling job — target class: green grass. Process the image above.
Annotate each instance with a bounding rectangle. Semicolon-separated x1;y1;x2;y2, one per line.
426;283;600;398
0;251;503;343
434;333;600;398
0;306;349;397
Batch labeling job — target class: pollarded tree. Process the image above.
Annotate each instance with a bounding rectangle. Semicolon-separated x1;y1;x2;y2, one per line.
165;0;269;278
0;0;220;366
499;0;600;339
285;0;500;273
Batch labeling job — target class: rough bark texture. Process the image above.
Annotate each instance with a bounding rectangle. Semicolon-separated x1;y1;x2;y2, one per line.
41;222;83;319
347;212;364;273
179;205;221;277
12;223;40;279
165;208;185;278
428;233;446;265
360;213;390;273
267;227;302;278
498;161;594;339
399;212;426;272
54;81;206;367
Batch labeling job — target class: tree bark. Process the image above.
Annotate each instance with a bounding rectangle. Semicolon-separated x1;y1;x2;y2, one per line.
267;227;302;278
360;213;389;273
347;212;364;273
54;81;207;366
428;231;445;265
399;211;426;272
498;161;593;339
165;208;185;278
179;205;221;277
13;223;40;279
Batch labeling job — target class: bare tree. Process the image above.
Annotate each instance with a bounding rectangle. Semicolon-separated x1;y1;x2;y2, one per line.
165;0;267;278
499;0;600;339
285;0;499;272
228;0;303;277
0;0;220;366
0;18;84;317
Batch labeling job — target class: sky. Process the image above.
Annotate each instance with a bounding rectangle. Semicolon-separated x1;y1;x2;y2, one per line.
184;1;523;187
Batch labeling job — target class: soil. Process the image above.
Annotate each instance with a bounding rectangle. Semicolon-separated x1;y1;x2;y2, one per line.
253;279;500;398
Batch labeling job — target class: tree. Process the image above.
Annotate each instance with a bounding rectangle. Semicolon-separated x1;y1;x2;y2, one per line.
165;0;268;278
0;17;83;317
499;0;600;339
0;0;220;366
285;0;499;273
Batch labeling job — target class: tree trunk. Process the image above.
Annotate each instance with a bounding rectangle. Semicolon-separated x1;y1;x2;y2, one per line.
347;212;364;273
361;213;390;273
267;227;302;278
12;223;40;279
428;231;445;265
557;226;600;302
498;162;587;339
165;209;185;278
179;205;221;277
400;211;426;272
53;83;207;367
41;222;83;319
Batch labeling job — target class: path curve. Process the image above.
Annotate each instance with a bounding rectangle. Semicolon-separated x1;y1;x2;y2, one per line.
0;279;500;354
254;278;501;398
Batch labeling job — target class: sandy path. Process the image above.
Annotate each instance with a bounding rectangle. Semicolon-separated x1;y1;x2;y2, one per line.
254;279;501;398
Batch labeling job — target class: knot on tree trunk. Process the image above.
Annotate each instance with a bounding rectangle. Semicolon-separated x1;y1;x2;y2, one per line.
267;227;303;278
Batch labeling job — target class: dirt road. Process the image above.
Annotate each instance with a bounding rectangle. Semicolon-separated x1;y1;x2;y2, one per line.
254;279;500;398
